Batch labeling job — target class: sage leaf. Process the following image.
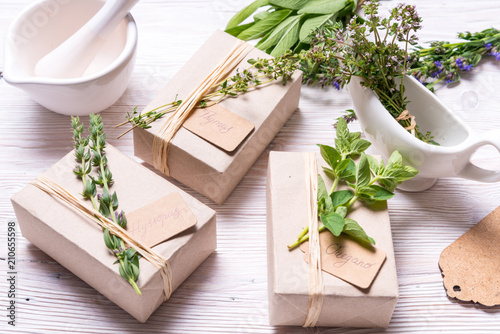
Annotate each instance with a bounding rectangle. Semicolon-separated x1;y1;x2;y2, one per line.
298;0;347;14
299;13;336;43
331;190;354;208
343;218;375;245
256;15;298;50
270;15;302;57
253;10;271;21
226;0;270;29
225;22;255;36
321;212;345;236
238;9;292;40
270;0;309;10
356;153;371;188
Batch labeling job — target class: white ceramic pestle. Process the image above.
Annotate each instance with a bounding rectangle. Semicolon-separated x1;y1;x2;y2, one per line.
34;0;139;79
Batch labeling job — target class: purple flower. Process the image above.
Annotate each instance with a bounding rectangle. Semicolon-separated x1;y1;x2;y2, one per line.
334;81;340;90
485;43;492;50
434;60;442;68
490;50;500;61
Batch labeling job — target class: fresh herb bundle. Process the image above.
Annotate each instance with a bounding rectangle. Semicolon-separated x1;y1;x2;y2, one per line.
288;118;418;249
411;28;500;90
72;115;141;295
116;54;299;137
225;0;359;57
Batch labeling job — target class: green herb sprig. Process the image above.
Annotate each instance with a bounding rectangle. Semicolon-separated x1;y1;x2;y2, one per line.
72;115;141;295
116;54;299;138
411;28;500;90
288;118;418;250
225;0;359;56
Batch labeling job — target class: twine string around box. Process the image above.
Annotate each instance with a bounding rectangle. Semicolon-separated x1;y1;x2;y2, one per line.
149;40;253;176
31;175;173;301
303;153;324;327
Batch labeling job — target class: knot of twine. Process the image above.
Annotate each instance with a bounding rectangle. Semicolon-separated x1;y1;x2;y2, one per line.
395;109;417;131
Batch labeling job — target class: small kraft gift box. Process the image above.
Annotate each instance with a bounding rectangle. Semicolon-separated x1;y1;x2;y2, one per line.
133;30;302;204
11;145;217;323
266;151;399;328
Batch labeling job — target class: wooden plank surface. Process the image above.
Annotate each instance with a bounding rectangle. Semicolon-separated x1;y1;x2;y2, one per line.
1;0;500;333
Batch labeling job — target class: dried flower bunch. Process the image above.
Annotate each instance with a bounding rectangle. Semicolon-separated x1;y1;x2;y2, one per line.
72;115;141;295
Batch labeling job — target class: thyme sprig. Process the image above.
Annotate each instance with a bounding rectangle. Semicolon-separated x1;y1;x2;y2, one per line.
288;118;418;250
116;54;299;138
72;115;141;295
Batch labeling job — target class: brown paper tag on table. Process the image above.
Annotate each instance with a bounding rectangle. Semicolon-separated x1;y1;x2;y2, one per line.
439;205;500;306
301;231;387;289
125;192;197;248
183;104;255;152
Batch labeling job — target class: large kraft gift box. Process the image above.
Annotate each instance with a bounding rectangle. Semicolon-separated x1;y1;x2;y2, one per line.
266;151;398;327
11;145;216;323
134;30;302;204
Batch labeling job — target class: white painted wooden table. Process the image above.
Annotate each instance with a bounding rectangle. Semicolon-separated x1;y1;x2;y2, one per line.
1;0;500;333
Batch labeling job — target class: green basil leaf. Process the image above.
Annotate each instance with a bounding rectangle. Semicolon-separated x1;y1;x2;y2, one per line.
299;13;336;42
343;218;375;245
356;153;371;188
336;117;349;140
318;144;340;170
330;190;354;208
366;155;380;175
270;0;310;10
226;0;270;29
321;212;345;236
317;174;334;212
370;185;395;201
338;158;356;182
225;22;255;37
335;158;351;174
238;9;292;40
270;15;302;56
350;138;371;154
298;0;347;14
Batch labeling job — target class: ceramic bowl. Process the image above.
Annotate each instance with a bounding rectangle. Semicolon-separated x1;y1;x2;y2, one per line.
348;75;500;191
3;0;137;116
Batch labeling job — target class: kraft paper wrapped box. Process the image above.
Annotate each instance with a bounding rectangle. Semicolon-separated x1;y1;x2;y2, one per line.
266;151;399;328
134;30;302;204
11;145;217;323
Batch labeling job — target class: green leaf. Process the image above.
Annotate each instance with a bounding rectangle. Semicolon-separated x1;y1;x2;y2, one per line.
356;153;371;188
318;144;340;170
335;158;351;174
317;174;334;212
119;264;128;280
298;0;347;14
321;212;345;236
103;229;114;250
256;15;297;50
343;218;375;245
112;191;118;209
322;167;337;180
385;150;403;170
225;22;255;37
330;190;354;208
336;117;349;140
357;186;377;197
335;206;347;218
370;185;395;201
378;178;397;193
226;0;270;29
334;138;350;155
99;201;110;218
253;10;271;21
270;0;309;10
350;138;371;155
338;159;356;182
299;13;336;42
366;155;379;175
238;9;292;40
270;15;302;56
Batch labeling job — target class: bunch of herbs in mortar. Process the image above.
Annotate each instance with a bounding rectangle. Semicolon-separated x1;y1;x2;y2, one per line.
225;0;360;56
288;118;418;249
116;54;299;137
72;114;141;295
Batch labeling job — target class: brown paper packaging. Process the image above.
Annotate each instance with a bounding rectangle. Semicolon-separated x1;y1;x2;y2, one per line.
266;151;398;327
134;30;302;204
11;145;217;323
